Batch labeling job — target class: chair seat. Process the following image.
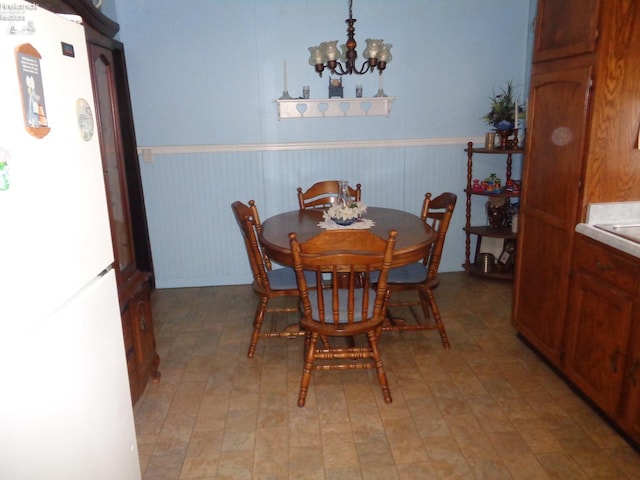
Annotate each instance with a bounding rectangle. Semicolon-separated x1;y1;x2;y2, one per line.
370;263;427;284
306;287;376;324
268;268;316;290
388;262;428;284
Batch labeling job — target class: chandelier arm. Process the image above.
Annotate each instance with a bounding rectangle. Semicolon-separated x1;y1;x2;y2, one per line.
326;59;375;76
331;61;349;75
354;60;373;74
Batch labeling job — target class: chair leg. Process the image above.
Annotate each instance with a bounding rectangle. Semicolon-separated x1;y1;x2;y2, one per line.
298;332;318;407
417;290;432;325
367;329;392;404
423;287;450;348
247;296;268;358
320;335;331;349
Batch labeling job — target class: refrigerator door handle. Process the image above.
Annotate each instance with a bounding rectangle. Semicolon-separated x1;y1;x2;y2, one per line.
98;265;114;278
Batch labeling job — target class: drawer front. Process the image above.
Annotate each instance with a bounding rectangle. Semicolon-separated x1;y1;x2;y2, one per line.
573;235;640;296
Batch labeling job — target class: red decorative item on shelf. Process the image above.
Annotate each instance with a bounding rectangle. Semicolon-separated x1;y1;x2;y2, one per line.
505;179;520;193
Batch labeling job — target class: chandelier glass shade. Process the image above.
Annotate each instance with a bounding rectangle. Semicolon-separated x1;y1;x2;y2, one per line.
308;0;392;77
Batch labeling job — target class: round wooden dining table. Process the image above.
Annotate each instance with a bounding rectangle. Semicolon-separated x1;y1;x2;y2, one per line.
259;207;435;267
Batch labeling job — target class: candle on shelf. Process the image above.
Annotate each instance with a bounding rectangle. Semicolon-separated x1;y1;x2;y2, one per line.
283;60;288;92
279;60;292;99
374;75;386;97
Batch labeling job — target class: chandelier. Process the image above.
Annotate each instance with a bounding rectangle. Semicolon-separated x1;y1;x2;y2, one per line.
308;0;392;77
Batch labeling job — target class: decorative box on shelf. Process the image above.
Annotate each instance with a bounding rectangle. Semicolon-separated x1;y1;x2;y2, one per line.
328;78;344;98
276;97;395;119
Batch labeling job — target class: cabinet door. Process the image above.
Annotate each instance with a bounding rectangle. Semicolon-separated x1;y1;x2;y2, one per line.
120;306;138;401
89;44;137;285
523;66;592;223
130;286;159;388
512;65;593;364
534;0;601;62
564;271;633;415
512;216;570;364
621;315;640;443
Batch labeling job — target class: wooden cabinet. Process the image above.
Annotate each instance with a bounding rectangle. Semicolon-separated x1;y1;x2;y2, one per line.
513;0;640;365
514;0;640;447
565;234;640;445
86;18;159;406
463;143;521;280
39;0;159;404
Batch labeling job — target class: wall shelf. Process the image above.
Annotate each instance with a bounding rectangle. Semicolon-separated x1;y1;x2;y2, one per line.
276;97;395;119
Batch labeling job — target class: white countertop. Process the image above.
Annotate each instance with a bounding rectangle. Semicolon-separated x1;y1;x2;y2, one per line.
575;201;640;259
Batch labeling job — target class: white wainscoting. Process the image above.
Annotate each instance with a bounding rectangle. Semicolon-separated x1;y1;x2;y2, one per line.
137;136;523;288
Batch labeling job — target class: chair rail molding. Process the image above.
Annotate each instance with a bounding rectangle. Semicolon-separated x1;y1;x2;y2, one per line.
138;136;485;163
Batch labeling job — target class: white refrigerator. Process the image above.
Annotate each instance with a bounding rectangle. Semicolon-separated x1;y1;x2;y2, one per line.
0;2;141;479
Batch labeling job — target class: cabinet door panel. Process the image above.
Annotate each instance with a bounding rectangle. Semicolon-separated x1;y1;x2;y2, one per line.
90;44;137;285
524;66;592;225
564;272;632;414
512;215;569;365
621;313;640;441
131;287;157;375
534;0;601;62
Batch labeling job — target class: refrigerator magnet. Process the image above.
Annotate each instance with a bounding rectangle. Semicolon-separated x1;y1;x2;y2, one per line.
0;148;10;191
15;43;50;139
76;98;94;141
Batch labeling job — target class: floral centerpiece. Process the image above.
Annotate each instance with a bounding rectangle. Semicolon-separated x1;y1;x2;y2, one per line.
481;80;523;131
324;201;367;226
482;80;525;149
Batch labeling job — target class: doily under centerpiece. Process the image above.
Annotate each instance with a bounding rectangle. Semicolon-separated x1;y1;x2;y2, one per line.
320;201;373;229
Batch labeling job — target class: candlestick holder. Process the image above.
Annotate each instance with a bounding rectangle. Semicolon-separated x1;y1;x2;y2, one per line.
496;128;520;150
496;129;513;150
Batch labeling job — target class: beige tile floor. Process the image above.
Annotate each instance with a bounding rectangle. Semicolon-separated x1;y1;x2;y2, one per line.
134;272;640;479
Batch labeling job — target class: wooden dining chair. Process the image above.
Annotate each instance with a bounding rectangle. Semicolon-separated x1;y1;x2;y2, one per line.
231;200;314;358
381;192;457;348
289;228;398;407
297;180;362;210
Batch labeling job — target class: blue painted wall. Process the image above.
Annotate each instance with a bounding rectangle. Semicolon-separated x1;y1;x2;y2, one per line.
105;0;535;288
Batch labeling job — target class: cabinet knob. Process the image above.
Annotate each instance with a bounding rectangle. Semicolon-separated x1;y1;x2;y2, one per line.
594;260;613;272
140;316;148;332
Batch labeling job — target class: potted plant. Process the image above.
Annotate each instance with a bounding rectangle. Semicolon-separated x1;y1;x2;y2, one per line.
482;80;524;148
